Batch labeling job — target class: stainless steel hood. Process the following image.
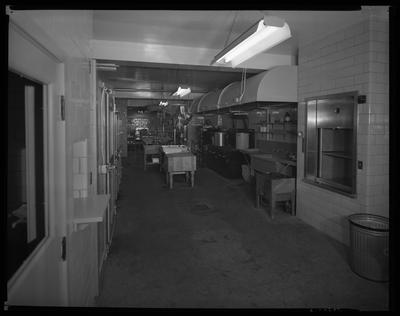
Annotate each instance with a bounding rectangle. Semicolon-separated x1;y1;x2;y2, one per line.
240;65;297;103
218;81;242;109
197;89;223;113
189;97;201;114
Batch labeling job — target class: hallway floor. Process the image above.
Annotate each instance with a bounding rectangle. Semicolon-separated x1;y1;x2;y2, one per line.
96;149;388;310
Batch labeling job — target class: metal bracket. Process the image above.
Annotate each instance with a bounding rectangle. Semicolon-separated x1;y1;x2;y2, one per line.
60;95;65;121
357;95;366;104
61;236;66;261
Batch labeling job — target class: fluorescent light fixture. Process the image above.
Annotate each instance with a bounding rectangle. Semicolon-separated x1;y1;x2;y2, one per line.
172;86;191;97
211;16;291;68
96;63;119;71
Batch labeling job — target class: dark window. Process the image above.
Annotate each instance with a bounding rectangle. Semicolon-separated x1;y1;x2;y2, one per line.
7;71;46;281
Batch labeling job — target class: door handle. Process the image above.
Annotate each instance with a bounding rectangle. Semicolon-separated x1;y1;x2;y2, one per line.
99;164;116;174
107;164;116;171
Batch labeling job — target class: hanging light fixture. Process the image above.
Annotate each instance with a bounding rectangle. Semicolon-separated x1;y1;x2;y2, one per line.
172;86;191;98
211;16;291;68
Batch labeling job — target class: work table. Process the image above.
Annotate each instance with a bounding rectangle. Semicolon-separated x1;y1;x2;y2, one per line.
244;151;296;219
160;145;196;189
239;149;296;177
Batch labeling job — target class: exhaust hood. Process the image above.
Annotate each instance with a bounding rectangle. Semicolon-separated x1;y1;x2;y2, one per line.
197;89;223;112
195;66;297;114
240;65;297;104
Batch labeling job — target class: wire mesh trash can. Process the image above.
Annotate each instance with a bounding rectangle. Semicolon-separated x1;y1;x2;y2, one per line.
348;213;389;282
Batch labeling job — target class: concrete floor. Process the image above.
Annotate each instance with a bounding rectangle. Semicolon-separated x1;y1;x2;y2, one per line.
96;149;388;310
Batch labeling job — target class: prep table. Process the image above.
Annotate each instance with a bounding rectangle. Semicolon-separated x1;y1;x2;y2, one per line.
160;146;196;189
250;153;296;219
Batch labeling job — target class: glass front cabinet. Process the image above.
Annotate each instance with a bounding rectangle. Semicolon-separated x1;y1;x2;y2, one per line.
304;91;358;196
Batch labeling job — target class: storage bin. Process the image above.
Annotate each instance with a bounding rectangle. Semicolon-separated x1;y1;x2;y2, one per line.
348;213;389;282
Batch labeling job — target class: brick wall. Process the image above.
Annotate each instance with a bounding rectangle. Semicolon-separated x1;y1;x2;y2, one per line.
297;12;389;245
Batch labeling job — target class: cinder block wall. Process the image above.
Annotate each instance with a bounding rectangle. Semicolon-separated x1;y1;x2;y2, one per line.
296;12;389;245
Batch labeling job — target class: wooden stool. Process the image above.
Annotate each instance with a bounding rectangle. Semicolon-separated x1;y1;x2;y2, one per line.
255;171;295;219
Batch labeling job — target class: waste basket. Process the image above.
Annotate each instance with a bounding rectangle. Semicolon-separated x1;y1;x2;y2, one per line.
348;213;389;282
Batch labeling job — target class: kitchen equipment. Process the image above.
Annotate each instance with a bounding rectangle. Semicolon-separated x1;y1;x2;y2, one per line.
205;146;245;179
214;132;226;147
236;132;249;149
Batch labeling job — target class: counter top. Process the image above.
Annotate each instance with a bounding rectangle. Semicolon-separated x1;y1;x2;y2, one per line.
239;148;261;154
165;151;195;158
73;194;110;230
161;145;190;155
251;153;297;166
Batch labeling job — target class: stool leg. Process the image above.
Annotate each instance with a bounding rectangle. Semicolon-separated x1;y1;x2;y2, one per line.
291;191;296;216
269;191;275;220
255;192;260;208
169;173;173;189
165;172;169;185
191;172;194;187
185;172;189;183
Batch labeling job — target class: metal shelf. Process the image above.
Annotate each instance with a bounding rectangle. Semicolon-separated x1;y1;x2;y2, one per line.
322;151;352;159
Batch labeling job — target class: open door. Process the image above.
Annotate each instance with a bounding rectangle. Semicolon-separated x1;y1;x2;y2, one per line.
7;67;68;306
96;84;120;283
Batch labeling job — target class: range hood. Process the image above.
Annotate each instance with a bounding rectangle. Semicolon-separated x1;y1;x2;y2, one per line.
195;65;297;114
241;65;297;103
218;81;242;109
197;89;223;113
189;97;201;114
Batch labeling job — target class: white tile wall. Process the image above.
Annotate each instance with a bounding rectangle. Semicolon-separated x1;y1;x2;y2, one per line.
65;57;99;306
297;14;389;245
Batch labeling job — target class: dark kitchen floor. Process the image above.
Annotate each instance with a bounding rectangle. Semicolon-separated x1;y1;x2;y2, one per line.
96;149;389;310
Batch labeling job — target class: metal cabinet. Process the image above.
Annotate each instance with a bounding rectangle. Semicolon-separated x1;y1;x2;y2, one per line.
304;91;357;196
316;96;355;128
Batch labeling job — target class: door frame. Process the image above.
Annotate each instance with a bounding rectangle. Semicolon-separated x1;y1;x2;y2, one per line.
7;18;68;306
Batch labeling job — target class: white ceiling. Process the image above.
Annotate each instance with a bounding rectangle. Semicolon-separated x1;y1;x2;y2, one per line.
92;7;388;104
93;9;375;55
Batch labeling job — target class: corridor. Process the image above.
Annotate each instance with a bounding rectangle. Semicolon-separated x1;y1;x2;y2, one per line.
96;149;388;310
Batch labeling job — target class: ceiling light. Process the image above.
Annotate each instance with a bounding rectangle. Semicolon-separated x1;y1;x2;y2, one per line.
211;16;291;68
96;63;119;71
172;86;191;97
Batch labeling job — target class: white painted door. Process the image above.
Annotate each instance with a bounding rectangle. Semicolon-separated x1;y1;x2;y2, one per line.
7;21;68;306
